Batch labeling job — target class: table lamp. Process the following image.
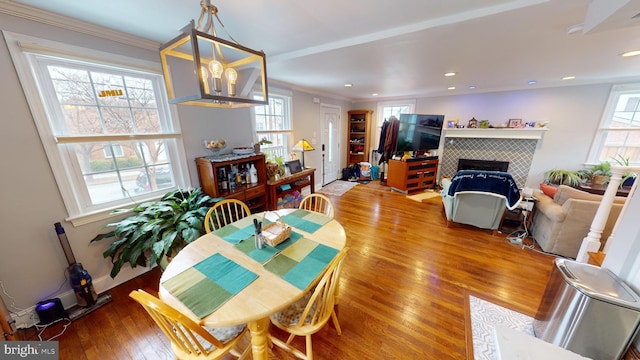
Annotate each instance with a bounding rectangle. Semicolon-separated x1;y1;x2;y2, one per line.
292;139;315;168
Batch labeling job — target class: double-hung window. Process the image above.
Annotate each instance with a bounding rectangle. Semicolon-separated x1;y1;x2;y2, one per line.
588;84;640;165
5;32;188;225
253;93;293;161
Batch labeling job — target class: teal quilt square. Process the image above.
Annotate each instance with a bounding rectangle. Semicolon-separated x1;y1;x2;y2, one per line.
281;256;328;290
306;244;339;264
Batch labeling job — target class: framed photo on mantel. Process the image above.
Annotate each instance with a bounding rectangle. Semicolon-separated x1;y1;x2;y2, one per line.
508;118;523;128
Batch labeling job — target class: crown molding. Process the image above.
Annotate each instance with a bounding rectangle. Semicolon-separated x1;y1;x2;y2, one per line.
0;0;159;51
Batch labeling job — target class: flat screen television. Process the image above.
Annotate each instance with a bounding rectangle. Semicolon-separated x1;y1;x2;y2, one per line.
395;114;444;154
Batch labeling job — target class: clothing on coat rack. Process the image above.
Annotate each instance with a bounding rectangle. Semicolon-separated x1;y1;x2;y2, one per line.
377;119;389;155
382;116;400;163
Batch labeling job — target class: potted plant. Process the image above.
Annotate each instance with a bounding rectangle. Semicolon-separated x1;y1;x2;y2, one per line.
589;162;612;185
253;137;272;153
545;169;584;188
91;188;214;278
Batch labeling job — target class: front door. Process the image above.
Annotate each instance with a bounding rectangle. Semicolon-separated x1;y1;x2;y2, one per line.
321;105;341;185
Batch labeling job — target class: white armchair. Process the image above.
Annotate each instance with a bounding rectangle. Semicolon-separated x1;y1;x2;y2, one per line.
441;171;521;233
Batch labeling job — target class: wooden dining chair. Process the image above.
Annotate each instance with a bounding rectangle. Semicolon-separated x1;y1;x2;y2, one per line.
268;247;349;360
129;289;249;360
204;199;251;233
299;193;335;218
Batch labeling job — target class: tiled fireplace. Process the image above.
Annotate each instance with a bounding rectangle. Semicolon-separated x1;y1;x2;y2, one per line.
438;128;547;188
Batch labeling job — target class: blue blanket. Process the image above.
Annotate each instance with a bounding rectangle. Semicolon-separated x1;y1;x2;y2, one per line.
447;170;521;209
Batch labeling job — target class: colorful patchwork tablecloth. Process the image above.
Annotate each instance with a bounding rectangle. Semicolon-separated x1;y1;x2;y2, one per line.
281;209;332;234
161;253;258;319
264;237;339;290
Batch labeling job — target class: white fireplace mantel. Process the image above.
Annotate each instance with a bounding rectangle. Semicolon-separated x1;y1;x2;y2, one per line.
443;128;548;140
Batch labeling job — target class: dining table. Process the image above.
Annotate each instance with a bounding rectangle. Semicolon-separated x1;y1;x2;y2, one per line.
158;208;347;360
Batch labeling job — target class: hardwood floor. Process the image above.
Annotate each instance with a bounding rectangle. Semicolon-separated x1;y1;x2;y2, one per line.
18;181;560;359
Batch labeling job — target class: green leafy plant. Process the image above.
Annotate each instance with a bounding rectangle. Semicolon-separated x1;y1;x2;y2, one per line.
91;188;214;278
589;161;612;176
587;161;612;185
545;169;584;188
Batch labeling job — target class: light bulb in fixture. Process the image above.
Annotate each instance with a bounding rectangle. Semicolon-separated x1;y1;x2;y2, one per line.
200;65;210;94
209;60;224;94
225;68;238;97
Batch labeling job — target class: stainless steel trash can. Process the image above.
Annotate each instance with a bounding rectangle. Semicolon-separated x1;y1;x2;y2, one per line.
534;258;640;359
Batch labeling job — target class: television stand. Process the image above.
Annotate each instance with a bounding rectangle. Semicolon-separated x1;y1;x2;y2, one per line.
405;155;438;162
387;158;438;193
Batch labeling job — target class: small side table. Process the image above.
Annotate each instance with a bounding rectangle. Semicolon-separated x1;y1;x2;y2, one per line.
499;198;537;234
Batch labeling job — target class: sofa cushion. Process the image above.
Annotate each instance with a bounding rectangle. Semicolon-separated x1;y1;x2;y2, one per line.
553;185;601;206
539;183;557;198
553;184;628;206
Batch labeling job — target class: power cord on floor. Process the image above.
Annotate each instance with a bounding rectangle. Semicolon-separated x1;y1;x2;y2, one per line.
506;210;529;245
35;317;71;341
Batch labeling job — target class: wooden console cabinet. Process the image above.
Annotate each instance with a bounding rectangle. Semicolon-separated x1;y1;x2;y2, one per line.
267;168;315;210
387;158;438;193
195;153;268;211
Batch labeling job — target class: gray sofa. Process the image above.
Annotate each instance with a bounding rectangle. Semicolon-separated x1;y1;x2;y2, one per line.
531;185;626;258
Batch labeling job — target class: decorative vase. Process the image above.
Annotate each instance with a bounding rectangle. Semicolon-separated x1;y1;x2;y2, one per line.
254;143;260;153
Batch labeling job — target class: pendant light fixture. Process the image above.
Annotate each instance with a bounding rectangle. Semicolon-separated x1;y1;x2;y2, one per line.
159;0;268;108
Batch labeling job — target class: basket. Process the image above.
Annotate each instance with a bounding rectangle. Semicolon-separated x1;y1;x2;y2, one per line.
261;212;292;247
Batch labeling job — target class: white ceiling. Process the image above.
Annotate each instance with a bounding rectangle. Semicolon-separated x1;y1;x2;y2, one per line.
4;0;640;101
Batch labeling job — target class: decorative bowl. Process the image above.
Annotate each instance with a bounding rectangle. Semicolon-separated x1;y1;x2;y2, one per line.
204;139;226;156
232;147;254;155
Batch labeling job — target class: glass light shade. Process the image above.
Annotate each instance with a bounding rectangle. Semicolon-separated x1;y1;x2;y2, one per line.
292;139;315;152
160;24;268;108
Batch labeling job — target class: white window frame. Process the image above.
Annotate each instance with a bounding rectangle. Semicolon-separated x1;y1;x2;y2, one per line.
4;31;190;226
252;91;294;161
587;83;640;166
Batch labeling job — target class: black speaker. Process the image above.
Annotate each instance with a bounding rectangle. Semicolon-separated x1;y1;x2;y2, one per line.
35;298;67;324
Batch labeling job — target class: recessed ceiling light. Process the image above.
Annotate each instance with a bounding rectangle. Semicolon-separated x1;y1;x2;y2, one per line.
468;85;476;90
566;24;584;35
528;80;537;85
344;83;353;88
444;72;456;77
448;86;456;90
562;76;575;80
372;93;379;96
621;50;640;57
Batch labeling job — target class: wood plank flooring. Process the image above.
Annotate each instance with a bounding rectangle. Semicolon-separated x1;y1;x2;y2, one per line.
18;181;561;359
